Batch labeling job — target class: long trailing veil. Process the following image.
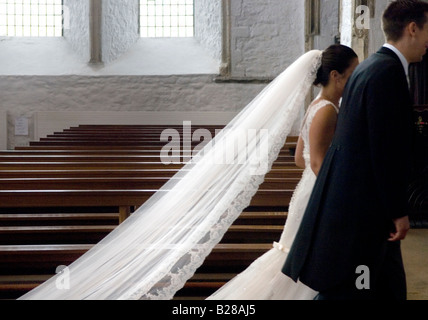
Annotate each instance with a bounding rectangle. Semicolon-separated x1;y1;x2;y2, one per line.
19;49;322;300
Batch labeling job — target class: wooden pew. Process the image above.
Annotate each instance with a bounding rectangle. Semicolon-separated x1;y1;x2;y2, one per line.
0;213;120;226
0;162;298;171
0;241;274;299
0;154;295;163
0;242;272;277
0;125;299;299
0;211;286;227
0;177;300;190
0;168;303;179
0;225;283;246
0;189;295;220
0;137;301;223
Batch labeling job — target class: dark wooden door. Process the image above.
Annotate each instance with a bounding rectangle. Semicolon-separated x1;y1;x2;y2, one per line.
408;56;428;226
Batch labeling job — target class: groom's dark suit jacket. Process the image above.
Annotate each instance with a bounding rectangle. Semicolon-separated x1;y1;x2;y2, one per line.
282;47;414;293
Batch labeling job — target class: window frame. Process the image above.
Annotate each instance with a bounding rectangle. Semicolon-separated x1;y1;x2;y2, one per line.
0;0;64;38
138;0;195;38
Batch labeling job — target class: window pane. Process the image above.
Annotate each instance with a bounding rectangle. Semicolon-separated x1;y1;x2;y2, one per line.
0;0;62;37
140;0;194;38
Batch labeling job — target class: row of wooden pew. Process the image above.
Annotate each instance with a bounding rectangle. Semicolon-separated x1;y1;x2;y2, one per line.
0;124;302;299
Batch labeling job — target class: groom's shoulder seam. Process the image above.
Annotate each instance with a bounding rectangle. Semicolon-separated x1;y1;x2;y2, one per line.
359;54;401;79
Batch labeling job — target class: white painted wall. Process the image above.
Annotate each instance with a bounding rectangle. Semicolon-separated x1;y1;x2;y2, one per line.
340;0;354;48
369;0;390;55
0;111;6;150
63;0;91;63
102;0;140;64
0;37;219;76
230;0;305;78
312;0;340;51
195;0;223;62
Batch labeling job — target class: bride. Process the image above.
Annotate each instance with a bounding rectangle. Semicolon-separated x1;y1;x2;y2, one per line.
20;45;356;300
207;44;358;300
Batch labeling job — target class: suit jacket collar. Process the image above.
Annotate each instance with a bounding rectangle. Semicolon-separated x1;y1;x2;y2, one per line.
377;46;401;61
378;47;413;108
377;46;408;72
377;46;410;87
383;44;409;73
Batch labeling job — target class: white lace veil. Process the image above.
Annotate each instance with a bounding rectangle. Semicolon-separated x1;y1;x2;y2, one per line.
19;49;323;300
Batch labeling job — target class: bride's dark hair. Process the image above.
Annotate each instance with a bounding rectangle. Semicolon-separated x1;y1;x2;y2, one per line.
313;44;358;86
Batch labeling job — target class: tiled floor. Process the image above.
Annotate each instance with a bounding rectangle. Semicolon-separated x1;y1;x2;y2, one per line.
402;228;428;300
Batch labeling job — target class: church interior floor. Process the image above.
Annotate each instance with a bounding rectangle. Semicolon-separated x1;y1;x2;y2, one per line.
402;228;428;300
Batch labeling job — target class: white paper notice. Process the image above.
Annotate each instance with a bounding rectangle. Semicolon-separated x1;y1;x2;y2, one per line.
15;117;29;136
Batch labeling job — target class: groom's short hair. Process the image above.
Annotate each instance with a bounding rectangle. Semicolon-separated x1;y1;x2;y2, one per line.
382;0;428;42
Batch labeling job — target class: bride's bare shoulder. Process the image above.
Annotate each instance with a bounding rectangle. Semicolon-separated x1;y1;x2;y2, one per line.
309;97;323;107
309;98;338;112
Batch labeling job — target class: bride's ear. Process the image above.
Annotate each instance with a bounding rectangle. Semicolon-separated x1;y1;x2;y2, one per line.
329;70;340;83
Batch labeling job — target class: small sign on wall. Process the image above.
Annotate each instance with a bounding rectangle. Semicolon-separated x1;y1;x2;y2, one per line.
15;117;29;136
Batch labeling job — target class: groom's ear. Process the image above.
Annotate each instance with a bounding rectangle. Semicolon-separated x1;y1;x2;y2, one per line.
406;21;419;38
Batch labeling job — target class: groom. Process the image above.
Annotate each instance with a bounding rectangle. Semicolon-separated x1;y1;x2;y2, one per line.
283;0;428;300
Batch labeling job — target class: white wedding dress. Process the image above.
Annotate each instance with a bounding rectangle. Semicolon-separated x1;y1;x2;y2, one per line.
207;99;339;300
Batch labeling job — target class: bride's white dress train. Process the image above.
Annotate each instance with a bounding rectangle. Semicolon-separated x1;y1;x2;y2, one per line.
207;99;338;300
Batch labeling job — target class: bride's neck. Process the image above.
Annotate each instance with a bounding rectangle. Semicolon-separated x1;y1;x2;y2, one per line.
319;86;341;106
